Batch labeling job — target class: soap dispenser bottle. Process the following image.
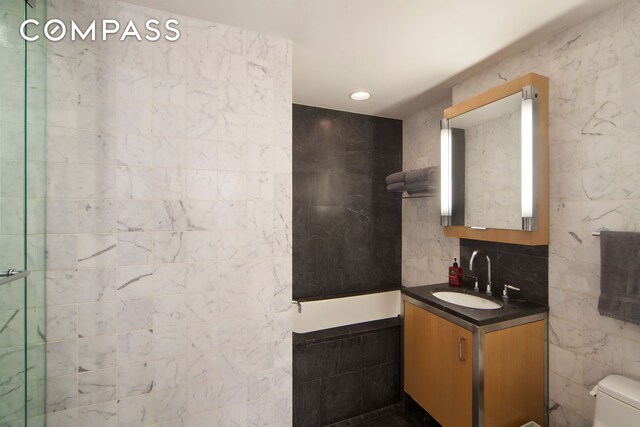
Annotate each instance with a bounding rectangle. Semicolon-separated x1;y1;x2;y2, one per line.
448;258;463;286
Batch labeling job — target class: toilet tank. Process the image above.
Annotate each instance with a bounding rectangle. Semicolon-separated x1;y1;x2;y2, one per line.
592;375;640;427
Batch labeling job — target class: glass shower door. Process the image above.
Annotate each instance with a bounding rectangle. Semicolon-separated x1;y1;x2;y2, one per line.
0;0;47;425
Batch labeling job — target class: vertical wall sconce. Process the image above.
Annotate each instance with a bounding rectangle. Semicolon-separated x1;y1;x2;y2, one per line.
440;119;452;226
521;85;538;231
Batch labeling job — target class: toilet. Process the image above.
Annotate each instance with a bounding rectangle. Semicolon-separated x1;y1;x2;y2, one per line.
590;375;640;426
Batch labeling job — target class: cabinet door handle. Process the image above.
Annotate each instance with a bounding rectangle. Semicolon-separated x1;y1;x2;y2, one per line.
458;336;465;361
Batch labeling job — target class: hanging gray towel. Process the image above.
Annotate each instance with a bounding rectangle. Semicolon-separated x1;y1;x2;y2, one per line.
404;181;432;194
405;167;433;184
385;171;405;184
598;231;640;325
386;182;405;192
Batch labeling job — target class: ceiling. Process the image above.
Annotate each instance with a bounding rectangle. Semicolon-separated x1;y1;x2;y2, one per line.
127;0;617;118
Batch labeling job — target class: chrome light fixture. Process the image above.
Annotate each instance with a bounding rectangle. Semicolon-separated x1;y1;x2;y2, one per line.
440;119;452;226
521;85;538;231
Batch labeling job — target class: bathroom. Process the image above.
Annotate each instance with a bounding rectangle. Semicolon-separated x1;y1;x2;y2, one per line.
1;0;639;426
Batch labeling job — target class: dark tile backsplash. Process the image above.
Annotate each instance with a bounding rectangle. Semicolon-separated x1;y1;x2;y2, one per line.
293;104;403;300
459;239;549;305
293;322;401;426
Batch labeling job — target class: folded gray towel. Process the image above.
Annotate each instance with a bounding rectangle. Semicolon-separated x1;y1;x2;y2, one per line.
598;230;640;325
385;171;405;185
386;182;405;192
405;168;433;184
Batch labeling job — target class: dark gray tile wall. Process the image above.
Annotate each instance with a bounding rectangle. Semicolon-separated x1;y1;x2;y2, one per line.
293;324;401;426
293;104;403;300
459;239;549;305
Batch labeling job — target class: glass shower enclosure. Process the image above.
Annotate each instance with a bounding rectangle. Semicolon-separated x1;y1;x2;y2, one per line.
0;0;47;425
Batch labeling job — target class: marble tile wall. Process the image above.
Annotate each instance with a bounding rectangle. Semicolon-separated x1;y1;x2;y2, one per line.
43;1;293;426
292;105;402;300
402;98;457;286
404;1;640;424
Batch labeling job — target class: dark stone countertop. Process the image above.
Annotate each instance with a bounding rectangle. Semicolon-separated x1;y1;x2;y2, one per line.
401;283;548;327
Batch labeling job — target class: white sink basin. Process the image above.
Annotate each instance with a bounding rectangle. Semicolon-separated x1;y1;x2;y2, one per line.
432;291;503;309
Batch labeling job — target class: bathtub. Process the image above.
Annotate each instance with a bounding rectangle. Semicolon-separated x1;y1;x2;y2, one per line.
292;290;402;333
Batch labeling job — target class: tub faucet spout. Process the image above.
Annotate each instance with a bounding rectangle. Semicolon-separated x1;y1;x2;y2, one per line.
292;300;302;313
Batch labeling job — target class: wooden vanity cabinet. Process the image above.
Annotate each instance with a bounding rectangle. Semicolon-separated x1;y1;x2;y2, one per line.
403;300;546;427
405;301;472;427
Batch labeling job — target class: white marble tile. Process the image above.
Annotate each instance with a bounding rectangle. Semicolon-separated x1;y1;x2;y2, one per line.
153;168;183;200
186;18;218;51
218;112;247;142
154;74;187;107
118;232;154;266
582;34;622;74
153;263;188;295
186;170;217;200
77;301;118;338
153;232;186;264
78;335;117;371
186;86;216;122
186;200;217;231
247;115;273;144
45;408;78;427
46;374;78;413
186;381;217;414
118;330;154;365
154;326;188;359
116;101;153;135
43;6;291;424
119;298;154;332
78;401;118;427
154;136;185;169
247;398;274;426
118;362;154;398
153;295;187;327
46;270;79;306
153;104;186;137
47;340;78;377
186;106;217;140
117;165;153;200
46;235;78;270
117;133;153;168
117;67;152;102
46;305;78;342
77;61;116;100
117;393;154;427
153;386;187;423
186;263;218;292
186;47;218;80
153;41;187;77
218;141;245;171
154;356;187;391
186;352;216;384
217;171;245;201
77;368;117;406
117;200;153;232
77;234;117;268
78;200;116;234
117;265;154;299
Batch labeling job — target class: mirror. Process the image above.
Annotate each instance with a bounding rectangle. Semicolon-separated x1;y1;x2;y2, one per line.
440;73;549;246
450;92;522;230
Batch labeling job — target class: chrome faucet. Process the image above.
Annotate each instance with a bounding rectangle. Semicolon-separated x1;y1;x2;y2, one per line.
469;250;492;295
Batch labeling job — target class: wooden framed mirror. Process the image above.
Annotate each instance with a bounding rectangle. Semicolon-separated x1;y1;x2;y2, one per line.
440;73;549;246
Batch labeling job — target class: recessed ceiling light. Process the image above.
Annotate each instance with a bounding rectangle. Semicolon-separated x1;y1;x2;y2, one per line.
350;91;371;101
